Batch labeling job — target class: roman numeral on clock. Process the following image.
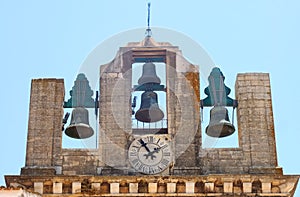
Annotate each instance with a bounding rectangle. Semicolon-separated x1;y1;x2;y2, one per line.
160;144;168;150
131;158;139;165
129;151;137;157
147;136;154;143
161;159;170;166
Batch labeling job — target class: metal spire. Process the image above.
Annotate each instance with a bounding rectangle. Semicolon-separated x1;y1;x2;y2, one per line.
145;2;152;37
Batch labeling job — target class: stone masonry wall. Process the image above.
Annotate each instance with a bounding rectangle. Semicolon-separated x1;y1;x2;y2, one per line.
98;50;132;174
173;71;201;170
236;73;278;172
24;79;64;170
60;149;99;175
164;51;201;173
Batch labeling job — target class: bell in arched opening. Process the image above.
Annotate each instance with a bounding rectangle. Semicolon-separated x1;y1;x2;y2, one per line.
135;91;164;123
65;107;94;139
205;106;235;138
138;62;161;85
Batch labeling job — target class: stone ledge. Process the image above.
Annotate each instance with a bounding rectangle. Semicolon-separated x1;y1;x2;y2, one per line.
21;167;56;176
249;167;283;175
4;174;299;196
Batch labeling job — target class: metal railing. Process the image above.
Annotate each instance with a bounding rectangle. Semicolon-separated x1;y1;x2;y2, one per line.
132;118;168;135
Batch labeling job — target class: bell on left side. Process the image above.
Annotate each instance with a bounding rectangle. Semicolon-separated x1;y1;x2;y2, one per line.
65;107;94;139
63;73;98;139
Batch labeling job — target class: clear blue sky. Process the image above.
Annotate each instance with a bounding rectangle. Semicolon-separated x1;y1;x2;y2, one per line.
1;0;299;195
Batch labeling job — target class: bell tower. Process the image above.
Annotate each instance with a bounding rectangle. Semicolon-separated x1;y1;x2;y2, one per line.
97;36;201;175
4;30;299;196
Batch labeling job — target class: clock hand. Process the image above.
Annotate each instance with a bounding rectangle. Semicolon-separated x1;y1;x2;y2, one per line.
143;146;163;160
143;152;156;160
153;147;161;153
150;154;156;160
153;144;168;153
138;139;150;152
143;151;156;160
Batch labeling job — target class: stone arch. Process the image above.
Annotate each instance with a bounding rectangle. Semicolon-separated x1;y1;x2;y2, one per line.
119;181;129;193
176;181;186;193
252;179;262;193
157;182;167;193
194;181;204;193
100;182;110;194
138;180;148;193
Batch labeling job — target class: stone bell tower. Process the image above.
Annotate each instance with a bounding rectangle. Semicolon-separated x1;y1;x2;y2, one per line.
97;36;201;175
4;33;299;196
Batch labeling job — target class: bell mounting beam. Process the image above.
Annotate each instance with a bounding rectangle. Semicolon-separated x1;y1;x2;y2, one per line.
64;73;98;108
131;49;167;63
201;67;238;108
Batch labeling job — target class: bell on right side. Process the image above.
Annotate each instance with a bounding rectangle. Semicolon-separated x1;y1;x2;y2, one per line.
205;106;235;138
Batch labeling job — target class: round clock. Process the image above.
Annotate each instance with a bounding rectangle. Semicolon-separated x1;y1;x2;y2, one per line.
128;135;172;174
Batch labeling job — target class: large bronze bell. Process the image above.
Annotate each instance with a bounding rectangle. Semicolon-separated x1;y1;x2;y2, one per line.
65;107;94;139
205;106;235;138
135;91;164;123
138;62;161;85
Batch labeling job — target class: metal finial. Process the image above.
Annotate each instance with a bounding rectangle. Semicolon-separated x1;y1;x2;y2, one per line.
145;2;152;37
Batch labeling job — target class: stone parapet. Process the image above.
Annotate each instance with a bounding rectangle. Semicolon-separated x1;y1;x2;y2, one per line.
5;175;299;196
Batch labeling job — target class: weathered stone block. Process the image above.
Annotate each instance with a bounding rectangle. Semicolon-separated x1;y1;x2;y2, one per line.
224;182;233;193
204;182;215;192
53;182;62;194
148;183;157;193
72;182;81;194
91;183;101;191
185;182;195;193
129;183;138;193
167;182;176;193
110;183;119;194
262;182;271;193
243;182;252;193
204;182;214;192
34;182;43;194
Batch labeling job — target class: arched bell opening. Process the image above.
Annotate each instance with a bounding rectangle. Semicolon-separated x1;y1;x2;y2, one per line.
131;62;168;135
62;73;99;149
200;67;239;148
201;106;239;148
62;107;98;149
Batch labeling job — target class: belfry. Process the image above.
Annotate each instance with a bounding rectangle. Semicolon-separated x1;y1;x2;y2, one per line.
3;4;299;196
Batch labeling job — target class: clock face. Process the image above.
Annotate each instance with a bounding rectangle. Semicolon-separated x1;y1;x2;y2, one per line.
128;135;172;174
